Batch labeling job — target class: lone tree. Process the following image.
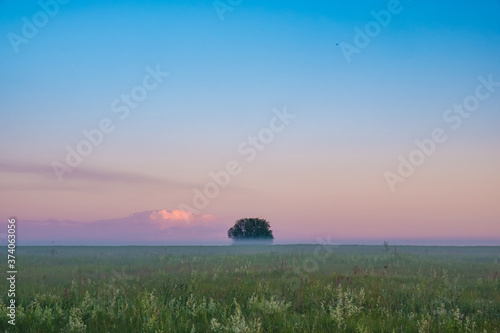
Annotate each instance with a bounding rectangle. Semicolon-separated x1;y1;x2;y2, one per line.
228;218;274;244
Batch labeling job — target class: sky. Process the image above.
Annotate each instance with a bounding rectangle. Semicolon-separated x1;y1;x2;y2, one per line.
1;0;499;245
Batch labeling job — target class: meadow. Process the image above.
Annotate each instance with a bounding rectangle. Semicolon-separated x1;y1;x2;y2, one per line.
1;245;499;332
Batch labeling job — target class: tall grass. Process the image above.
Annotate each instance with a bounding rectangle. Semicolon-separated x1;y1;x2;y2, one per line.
1;245;499;332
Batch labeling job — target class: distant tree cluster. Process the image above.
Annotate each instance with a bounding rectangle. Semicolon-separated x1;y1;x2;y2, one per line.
227;218;274;244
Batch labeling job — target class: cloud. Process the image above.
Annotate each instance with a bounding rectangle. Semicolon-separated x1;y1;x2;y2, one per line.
13;210;227;245
148;209;216;229
0;161;193;189
150;209;192;221
149;209;215;227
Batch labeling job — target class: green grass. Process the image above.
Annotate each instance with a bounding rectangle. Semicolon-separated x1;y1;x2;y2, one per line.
1;245;499;332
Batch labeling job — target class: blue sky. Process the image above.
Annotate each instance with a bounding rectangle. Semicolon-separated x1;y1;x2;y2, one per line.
1;0;499;244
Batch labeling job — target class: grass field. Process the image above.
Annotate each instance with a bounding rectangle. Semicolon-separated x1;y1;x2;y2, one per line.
2;245;499;332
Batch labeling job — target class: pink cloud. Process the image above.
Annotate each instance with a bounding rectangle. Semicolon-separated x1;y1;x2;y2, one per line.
149;209;216;229
150;209;214;222
15;210;227;245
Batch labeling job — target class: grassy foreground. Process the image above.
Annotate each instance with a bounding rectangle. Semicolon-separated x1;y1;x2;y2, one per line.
1;245;499;332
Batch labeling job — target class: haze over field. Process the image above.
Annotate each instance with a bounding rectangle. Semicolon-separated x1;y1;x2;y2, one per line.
1;0;499;245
